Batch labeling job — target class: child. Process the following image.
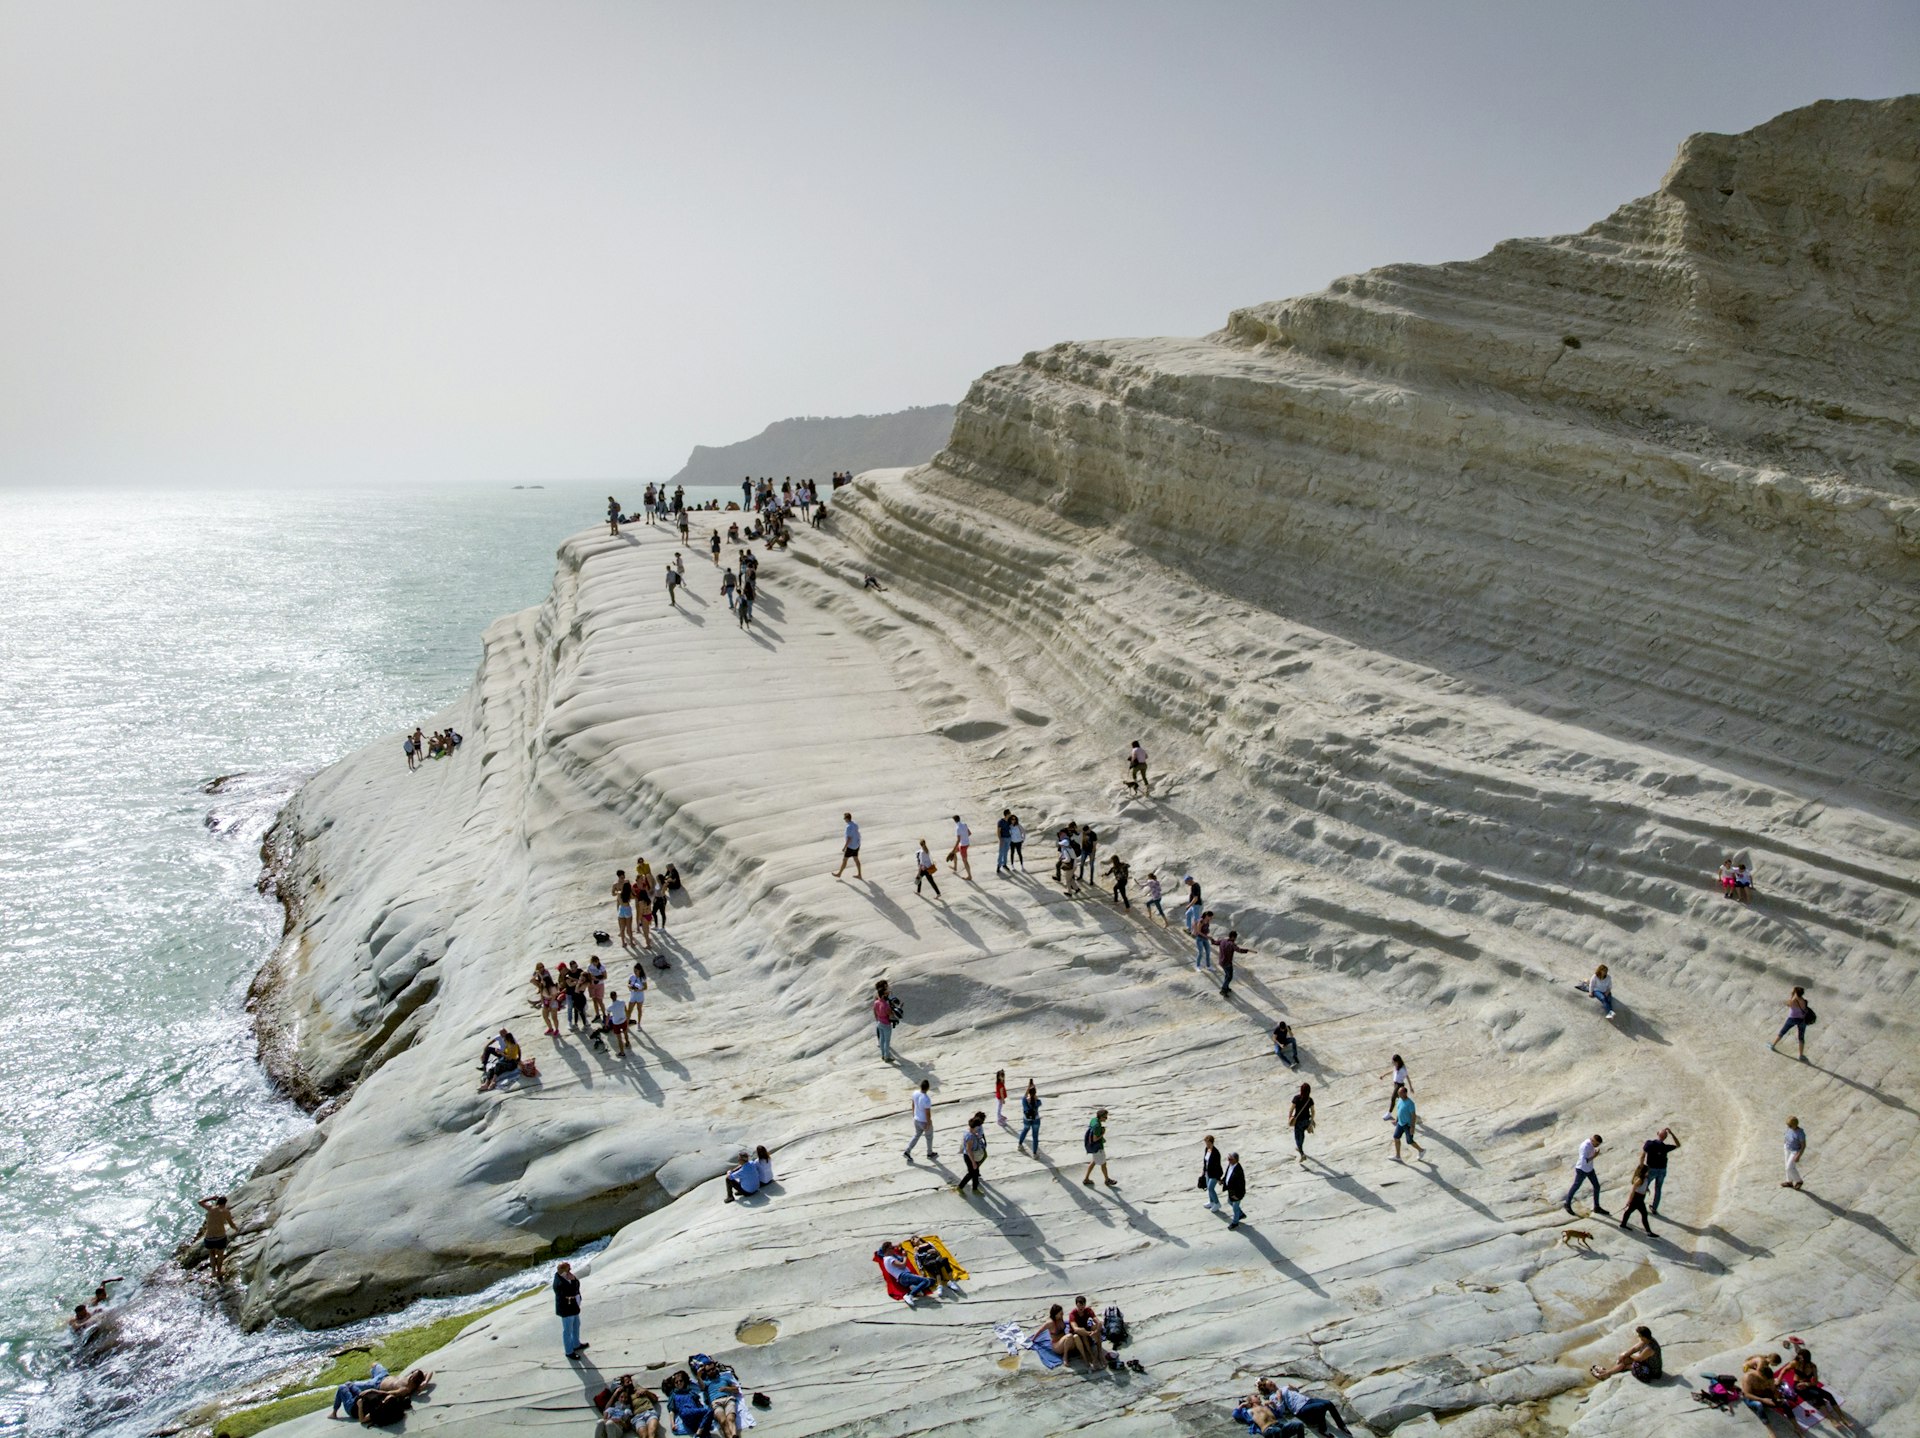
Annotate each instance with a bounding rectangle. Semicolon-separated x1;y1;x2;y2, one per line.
994;1070;1008;1125
1143;872;1166;925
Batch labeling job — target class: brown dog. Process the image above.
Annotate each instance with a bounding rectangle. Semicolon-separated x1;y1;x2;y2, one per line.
1560;1228;1595;1250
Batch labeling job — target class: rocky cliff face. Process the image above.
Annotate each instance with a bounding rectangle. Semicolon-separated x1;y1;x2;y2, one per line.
241;97;1918;1437
666;404;955;488
936;95;1918;811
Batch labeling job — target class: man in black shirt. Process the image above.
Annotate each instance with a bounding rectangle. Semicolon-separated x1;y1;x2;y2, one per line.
554;1261;586;1360
1640;1127;1680;1214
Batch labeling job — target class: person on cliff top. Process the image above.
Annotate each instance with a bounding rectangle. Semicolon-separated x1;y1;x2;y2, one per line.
873;980;897;1061
626;963;646;1028
709;530;721;565
194;1195;239;1281
650;875;670;934
585;955;609;1022
1182;876;1202;932
1006;815;1026;870
607;496;621;536
1076;824;1098;885
904;1078;936;1160
721;567;737;610
611;871;635;949
1103;854;1131;908
1588;1325;1662;1383
553;1261;586;1360
479;1029;521;1090
1289;1082;1315;1162
1391;1085;1423;1161
402;732;416;771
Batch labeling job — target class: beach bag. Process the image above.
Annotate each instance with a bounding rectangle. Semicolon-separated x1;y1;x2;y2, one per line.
1691;1376;1742;1412
1102;1304;1128;1345
1804;1007;1817;1025
1084;1124;1100;1153
887;996;903;1027
518;1058;540;1078
592;1386;613;1413
594;930;611;945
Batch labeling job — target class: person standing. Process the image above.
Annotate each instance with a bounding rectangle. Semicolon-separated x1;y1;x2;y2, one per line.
949;816;972;880
1619;1161;1655;1234
1782;1117;1807;1190
1391;1086;1423;1160
1564;1134;1608;1215
994;1069;1008;1126
956;1113;987;1195
995;810;1012;874
1127;740;1150;795
1216;929;1250;997
604;992;628;1056
1289;1083;1315;1161
607;496;622;536
1077;825;1098;885
709;530;722;565
1223;1152;1247;1229
905;1079;936;1160
1182;876;1203;933
403;733;416;771
872;981;897;1062
195;1196;238;1281
1056;829;1081;894
612;871;635;949
741;477;752;510
1007;815;1026;870
833;813;863;879
1193;910;1216;970
627;963;647;1030
721;568;737;610
1768;986;1812;1060
585;955;609;1023
1017;1080;1042;1154
554;1262;585;1360
914;839;943;898
1082;1109;1116;1188
1200;1135;1225;1210
1641;1127;1680;1214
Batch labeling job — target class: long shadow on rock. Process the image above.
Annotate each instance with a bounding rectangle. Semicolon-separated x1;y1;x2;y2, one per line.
1237;1223;1328;1295
1308;1162;1396;1213
1800;1190;1915;1256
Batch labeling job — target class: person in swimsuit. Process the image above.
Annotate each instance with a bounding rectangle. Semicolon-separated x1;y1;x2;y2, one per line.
195;1195;238;1281
586;957;609;1022
1589;1325;1661;1382
612;871;635;948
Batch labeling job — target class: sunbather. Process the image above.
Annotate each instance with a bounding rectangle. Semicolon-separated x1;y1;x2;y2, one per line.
878;1243;936;1304
331;1366;431;1419
1034;1303;1117;1372
695;1362;742;1438
660;1371;711;1435
1250;1380;1354;1437
1590;1326;1661;1382
1741;1354;1805;1432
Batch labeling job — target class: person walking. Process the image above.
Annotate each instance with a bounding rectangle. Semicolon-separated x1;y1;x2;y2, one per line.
665;564;681;606
994;1069;1008;1126
1076;824;1098;885
1289;1083;1315;1161
1182;876;1203;933
833;813;863;879
1007;815;1026;870
554;1262;586;1360
949;816;972;880
1017;1080;1042;1154
914;839;943;898
905;1079;936;1160
626;963;647;1030
1193;910;1216;970
872;981;897;1062
1641;1127;1680;1214
1768;986;1812;1060
721;568;737;610
1619;1161;1655;1234
1223;1152;1247;1229
956;1113;988;1195
1391;1085;1423;1160
1104;854;1131;908
1200;1135;1225;1210
1143;871;1167;925
1379;1055;1413;1120
1216;929;1250;997
709;530;721;565
1082;1109;1116;1188
1564;1134;1608;1215
1782;1117;1807;1190
995;810;1012;874
1127;740;1151;795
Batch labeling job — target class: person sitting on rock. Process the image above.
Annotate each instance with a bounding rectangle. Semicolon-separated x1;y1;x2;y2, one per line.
1589;1325;1661;1383
1258;1380;1355;1437
478;1030;520;1091
723;1151;764;1204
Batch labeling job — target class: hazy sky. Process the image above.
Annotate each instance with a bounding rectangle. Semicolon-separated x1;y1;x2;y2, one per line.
1;3;1913;485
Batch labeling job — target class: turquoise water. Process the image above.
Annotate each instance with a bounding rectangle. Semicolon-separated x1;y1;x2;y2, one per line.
0;483;690;1434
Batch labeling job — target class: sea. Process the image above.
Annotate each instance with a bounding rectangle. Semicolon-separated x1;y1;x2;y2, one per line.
0;482;722;1436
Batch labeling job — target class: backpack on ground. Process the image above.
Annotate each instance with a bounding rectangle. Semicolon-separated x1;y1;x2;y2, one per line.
1102;1304;1128;1345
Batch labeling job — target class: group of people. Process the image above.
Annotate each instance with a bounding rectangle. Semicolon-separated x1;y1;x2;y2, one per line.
597;1358;752;1438
1027;1295;1140;1374
1231;1378;1356;1436
63;1276;122;1347
610;860;681;952
330;1365;434;1426
400;725;461;770
1716;857;1756;902
1563;1127;1685;1233
526;955;647;1057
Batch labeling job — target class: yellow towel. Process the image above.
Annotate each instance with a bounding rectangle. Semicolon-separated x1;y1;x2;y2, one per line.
906;1233;969;1283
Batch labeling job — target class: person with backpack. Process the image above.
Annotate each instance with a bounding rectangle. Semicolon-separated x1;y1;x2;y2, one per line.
1017;1079;1042;1154
402;733;416;771
664;564;681;607
1082;1109;1116;1187
1199;1135;1225;1210
1769;986;1813;1059
872;980;897;1061
956;1112;988;1195
1223;1151;1248;1229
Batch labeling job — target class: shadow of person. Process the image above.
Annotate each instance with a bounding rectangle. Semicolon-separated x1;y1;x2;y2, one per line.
1800;1189;1915;1255
1039;1160;1118;1229
1802;1061;1918;1118
1309;1163;1396;1212
1410;1156;1501;1221
1414;1122;1484;1170
1105;1188;1190;1249
857;883;920;938
1237;1224;1328;1295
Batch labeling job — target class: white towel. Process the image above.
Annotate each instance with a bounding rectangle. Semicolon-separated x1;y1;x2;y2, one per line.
993;1321;1034;1356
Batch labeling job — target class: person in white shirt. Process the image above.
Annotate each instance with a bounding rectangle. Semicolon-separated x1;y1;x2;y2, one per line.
1126;740;1151;795
1564;1134;1608;1215
1378;1056;1412;1120
904;1080;936;1160
626;966;646;1028
604;995;628;1057
914;840;942;898
947;816;972;879
1578;964;1616;1018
